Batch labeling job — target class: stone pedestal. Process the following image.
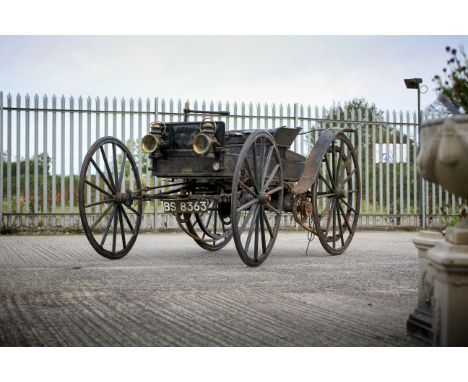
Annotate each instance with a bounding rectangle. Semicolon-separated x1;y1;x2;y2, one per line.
428;234;468;346
407;231;444;343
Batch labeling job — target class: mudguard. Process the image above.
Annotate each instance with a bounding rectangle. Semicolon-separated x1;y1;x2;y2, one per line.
293;128;344;195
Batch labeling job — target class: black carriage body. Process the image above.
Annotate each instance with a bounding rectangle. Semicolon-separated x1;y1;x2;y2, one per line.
147;121;305;182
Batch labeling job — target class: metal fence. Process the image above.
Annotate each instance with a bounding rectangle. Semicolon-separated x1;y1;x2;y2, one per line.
0;91;464;231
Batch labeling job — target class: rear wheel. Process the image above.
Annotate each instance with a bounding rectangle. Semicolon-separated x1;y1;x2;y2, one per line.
311;132;360;255
78;137;142;259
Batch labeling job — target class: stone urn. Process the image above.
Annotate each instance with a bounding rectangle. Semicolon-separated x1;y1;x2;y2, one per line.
414;114;468;346
417;114;468;199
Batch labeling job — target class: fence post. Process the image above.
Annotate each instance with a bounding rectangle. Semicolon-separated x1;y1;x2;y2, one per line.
293;102;299;127
418;91;425;228
293;103;299;153
0;91;3;227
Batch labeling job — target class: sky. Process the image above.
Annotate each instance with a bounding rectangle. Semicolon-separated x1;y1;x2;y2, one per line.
1;35;468;113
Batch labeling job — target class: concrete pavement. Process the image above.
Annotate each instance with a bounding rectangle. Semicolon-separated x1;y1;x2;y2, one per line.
0;231;425;346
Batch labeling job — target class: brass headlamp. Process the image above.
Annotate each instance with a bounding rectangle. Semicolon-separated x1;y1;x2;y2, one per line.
141;134;160;153
141;121;166;154
193;118;217;155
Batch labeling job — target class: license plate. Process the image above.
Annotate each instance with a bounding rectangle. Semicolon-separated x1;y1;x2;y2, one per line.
163;199;209;213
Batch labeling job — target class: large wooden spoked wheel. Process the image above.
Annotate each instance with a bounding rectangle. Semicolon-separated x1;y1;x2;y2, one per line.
312;132;361;255
79;137;142;259
176;199;233;251
231;130;284;267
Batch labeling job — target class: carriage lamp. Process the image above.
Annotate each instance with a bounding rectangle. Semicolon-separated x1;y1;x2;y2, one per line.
193;119;217;155
193;133;216;155
142;121;167;154
141;134;161;153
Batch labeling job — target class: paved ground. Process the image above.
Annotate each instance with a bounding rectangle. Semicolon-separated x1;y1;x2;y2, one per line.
0;231;425;346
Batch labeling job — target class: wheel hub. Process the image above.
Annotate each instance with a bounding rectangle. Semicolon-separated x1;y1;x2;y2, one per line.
260;193;272;205
334;187;348;199
114;192;129;204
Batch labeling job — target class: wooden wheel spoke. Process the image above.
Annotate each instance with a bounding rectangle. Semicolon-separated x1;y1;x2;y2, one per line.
259;206;267;255
319;196;333;222
323;198;336;234
205;209;214;230
239;205;256;235
85;180;114;198
91;203;114;229
112;206;118;253
263;210;273;237
85;199;112;209
243;158;259;194
261;146;274;185
90;157;115;194
265;185;282;196
338;153;351;182
265;203;281;216
337;201;352;233
331;142;336;187
120;205;135;234
112;144;119;184
341;198;357;214
118;206;127;249
239;181;256;198
244;204;260;254
335;201;345;246
342;167;356;184
259;138;266;184
336;142;344;180
100;205;117;246
336;142;342;165
237;198;257;213
122;203;140;216
100;146;116;191
213;208;218;235
332;197;336;249
116;153;127;192
318;172;334;192
254;212;259;261
252;141;259;187
316;192;335;198
262;163;280;192
324;154;334;189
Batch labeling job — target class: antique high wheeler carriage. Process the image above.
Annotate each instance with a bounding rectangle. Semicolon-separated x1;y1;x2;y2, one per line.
78;103;361;267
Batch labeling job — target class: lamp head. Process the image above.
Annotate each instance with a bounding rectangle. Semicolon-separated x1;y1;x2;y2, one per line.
404;78;423;89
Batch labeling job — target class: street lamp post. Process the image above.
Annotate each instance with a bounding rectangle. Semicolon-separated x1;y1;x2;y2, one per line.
404;78;424;228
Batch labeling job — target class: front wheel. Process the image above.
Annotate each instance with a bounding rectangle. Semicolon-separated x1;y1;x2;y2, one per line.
78;137;142;259
231;130;284;267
